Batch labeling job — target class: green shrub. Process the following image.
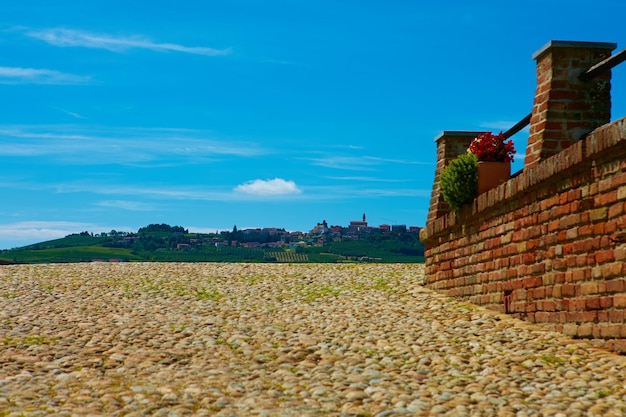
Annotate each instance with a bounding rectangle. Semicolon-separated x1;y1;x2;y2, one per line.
440;153;478;211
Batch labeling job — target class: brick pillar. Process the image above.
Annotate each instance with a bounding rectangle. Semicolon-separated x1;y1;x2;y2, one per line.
524;40;616;169
427;131;483;222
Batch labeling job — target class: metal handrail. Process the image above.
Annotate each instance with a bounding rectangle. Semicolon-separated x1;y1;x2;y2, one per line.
503;113;531;139
579;48;626;82
502;47;626;139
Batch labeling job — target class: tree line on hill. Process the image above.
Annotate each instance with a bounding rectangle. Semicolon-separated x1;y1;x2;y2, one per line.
0;223;424;264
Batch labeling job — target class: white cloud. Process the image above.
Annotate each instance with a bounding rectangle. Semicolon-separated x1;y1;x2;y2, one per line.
26;28;231;56
0;66;90;85
234;178;302;196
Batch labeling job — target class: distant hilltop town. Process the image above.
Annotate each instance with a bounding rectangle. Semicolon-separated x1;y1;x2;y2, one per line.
306;213;421;243
220;213;421;249
85;214;422;251
1;214;425;264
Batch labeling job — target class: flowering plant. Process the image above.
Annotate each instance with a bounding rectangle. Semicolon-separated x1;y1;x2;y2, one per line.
468;131;516;162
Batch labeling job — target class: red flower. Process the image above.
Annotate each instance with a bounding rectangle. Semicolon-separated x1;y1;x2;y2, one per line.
468;131;516;162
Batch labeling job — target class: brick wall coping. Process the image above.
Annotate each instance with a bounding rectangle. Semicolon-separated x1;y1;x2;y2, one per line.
423;116;626;241
434;131;484;143
532;40;617;60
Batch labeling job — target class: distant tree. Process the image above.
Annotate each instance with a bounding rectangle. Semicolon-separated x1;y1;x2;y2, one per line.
138;224;188;234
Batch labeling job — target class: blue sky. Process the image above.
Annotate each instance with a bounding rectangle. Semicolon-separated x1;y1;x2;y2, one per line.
1;1;625;249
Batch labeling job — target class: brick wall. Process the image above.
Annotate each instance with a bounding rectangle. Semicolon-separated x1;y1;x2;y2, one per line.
421;41;626;353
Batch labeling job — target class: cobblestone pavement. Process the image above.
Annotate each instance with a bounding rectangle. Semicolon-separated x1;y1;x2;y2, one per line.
1;263;625;416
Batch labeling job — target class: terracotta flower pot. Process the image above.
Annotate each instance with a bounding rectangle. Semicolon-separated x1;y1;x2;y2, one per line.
477;161;510;195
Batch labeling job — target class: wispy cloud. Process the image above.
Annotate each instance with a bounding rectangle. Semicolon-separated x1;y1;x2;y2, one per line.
95;200;155;211
52;181;233;201
362;156;432;165
325;176;408;182
234;178;302;196
305;154;430;171
301;184;432;199
0;66;90;85
48;180;303;202
0;125;265;164
59;108;87;119
25;28;231;56
306;156;378;171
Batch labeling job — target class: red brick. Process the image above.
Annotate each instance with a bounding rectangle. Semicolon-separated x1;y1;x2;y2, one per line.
600;296;613;309
532;287;546;299
586;297;601;310
511;302;525;313
610;340;626;353
567;311;584;322
579;282;598;296
571;299;587;310
605;222;618;235
582;311;598;322
587;253;596;265
549;312;561;323
601;263;623;278
543;300;556;311
596;249;615;263
606;279;625;293
577;323;593;337
598;190;618;206
547;220;560;232
609;202;625;218
600;324;622;338
553;259;568;270
572;268;586;281
523;276;543;288
593;223;606;234
614;294;626;308
578;224;593;236
561;284;576;297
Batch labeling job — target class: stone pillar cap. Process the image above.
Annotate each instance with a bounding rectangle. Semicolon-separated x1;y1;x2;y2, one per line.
434;131;485;143
532;40;617;60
